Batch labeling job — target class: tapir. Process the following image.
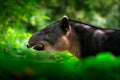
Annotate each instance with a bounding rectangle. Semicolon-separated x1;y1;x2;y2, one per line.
27;16;120;58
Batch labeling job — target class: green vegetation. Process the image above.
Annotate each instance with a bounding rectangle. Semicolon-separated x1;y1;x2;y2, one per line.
0;0;120;80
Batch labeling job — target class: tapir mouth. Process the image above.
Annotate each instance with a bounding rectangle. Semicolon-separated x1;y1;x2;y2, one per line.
27;43;44;51
33;43;44;51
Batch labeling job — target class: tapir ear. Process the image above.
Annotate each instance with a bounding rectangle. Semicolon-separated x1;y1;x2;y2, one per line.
61;16;69;32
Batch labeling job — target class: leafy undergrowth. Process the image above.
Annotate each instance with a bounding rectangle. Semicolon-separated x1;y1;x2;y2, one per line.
0;51;120;80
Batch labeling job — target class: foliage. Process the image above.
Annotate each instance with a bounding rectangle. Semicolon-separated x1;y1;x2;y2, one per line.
0;0;120;80
0;52;120;80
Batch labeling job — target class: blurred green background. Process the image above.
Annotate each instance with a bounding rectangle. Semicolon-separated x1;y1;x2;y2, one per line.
0;0;120;80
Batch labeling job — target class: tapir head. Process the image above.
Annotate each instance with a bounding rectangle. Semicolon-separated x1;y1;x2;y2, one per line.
27;16;81;57
27;16;73;52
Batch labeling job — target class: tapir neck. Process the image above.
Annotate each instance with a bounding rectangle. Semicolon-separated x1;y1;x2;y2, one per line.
68;37;81;58
69;20;95;58
67;25;81;58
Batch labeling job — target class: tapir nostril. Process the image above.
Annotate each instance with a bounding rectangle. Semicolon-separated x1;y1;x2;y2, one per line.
26;44;29;48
